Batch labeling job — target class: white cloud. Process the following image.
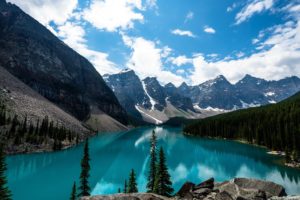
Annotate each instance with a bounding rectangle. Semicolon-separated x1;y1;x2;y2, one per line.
236;51;245;58
169;55;192;66
183;5;300;85
185;11;194;23
145;0;158;9
207;53;218;58
83;0;144;32
252;38;260;44
235;0;275;25
227;3;237;12
57;22;119;75
189;12;300;85
122;35;186;86
7;0;78;25
161;46;172;58
171;29;196;38
204;26;216;34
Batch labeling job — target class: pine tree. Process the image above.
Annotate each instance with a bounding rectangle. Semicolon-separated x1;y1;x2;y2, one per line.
154;147;173;197
146;130;157;192
70;182;77;200
123;179;128;193
0;146;11;200
78;140;91;197
128;169;138;193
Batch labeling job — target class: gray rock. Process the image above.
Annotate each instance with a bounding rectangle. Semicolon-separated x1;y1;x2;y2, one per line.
233;178;287;197
193;188;212;195
177;182;195;197
215;191;233;200
194;178;214;190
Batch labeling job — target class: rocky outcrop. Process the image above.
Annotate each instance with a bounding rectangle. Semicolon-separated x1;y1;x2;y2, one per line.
176;178;288;200
81;178;299;200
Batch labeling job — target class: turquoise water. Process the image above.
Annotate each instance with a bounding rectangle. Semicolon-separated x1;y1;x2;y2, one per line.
7;126;300;200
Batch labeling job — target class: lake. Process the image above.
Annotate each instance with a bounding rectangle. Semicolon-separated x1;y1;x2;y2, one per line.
7;126;300;200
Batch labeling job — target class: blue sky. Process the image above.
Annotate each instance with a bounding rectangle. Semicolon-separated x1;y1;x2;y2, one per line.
7;0;300;86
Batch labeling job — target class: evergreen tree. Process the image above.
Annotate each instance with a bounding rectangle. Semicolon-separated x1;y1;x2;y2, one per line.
183;92;300;161
9;115;18;134
0;146;11;200
78;140;91;197
123;180;128;193
128;169;138;193
153;147;173;197
146;130;157;192
70;182;77;200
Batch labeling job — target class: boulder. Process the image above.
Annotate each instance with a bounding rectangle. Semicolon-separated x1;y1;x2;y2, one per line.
194;178;215;190
176;181;195;197
233;178;287;197
215;191;233;200
215;181;239;198
183;192;194;200
193;188;212;195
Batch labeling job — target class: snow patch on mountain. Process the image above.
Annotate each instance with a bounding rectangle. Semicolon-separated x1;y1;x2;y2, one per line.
142;80;157;110
135;105;163;124
265;92;275;97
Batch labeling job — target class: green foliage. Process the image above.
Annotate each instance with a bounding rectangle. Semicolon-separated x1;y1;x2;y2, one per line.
153;147;174;197
78;140;91;197
70;182;77;200
0;146;11;200
184;92;300;161
0;101;77;151
146;130;157;193
128;169;138;193
123;180;128;193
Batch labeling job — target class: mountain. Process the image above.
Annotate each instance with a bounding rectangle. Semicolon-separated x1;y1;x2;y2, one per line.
0;0;128;132
184;91;300;162
179;74;300;110
104;70;202;124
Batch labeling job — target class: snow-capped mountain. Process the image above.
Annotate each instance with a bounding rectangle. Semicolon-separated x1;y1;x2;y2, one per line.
180;74;300;110
105;69;300;124
104;69;202;124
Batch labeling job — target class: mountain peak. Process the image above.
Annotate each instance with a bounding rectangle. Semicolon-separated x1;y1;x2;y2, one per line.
179;82;189;88
165;82;176;88
216;75;226;80
237;74;266;86
119;68;134;74
143;76;158;83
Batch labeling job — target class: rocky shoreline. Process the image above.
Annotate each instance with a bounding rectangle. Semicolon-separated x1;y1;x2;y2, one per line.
81;178;300;200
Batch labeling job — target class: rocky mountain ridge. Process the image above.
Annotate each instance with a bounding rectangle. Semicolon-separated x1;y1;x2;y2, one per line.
0;0;128;133
104;69;300;124
104;69;203;124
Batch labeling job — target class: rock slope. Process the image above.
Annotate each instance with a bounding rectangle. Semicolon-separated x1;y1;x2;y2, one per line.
104;70;205;124
0;0;128;130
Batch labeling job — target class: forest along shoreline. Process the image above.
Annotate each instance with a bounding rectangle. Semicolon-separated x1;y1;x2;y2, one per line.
183;92;300;170
183;131;300;170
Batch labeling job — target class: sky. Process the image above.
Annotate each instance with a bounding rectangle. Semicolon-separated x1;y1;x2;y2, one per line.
6;0;300;86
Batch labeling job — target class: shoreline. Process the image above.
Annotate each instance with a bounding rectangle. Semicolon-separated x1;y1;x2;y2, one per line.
183;132;300;169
